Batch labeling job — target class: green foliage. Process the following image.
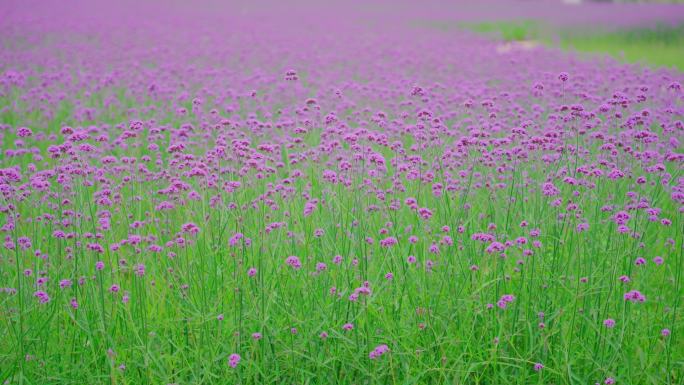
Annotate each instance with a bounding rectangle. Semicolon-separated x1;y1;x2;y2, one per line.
464;21;684;70
559;23;684;70
463;20;541;41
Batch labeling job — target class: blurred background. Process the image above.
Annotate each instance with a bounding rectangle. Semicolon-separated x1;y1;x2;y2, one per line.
439;0;684;70
1;0;683;71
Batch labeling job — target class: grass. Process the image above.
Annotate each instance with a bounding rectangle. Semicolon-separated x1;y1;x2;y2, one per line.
1;85;682;384
462;21;684;71
462;20;541;42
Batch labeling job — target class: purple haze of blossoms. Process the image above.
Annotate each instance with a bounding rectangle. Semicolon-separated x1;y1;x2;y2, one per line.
0;0;682;383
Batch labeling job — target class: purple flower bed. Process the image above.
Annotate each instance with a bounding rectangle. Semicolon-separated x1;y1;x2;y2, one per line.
0;1;682;384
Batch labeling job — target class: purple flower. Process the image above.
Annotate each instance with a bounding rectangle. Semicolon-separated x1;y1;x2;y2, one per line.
285;256;302;270
228;353;241;368
369;344;389;359
379;237;398;248
624;290;646;303
181;222;200;235
497;294;516;310
17;127;33;137
34;290;50;304
229;232;243;246
135;264;145;277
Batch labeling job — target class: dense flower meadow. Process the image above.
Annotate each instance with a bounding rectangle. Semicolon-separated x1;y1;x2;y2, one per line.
1;1;683;384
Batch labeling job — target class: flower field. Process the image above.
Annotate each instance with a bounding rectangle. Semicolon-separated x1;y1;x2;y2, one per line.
1;1;683;384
